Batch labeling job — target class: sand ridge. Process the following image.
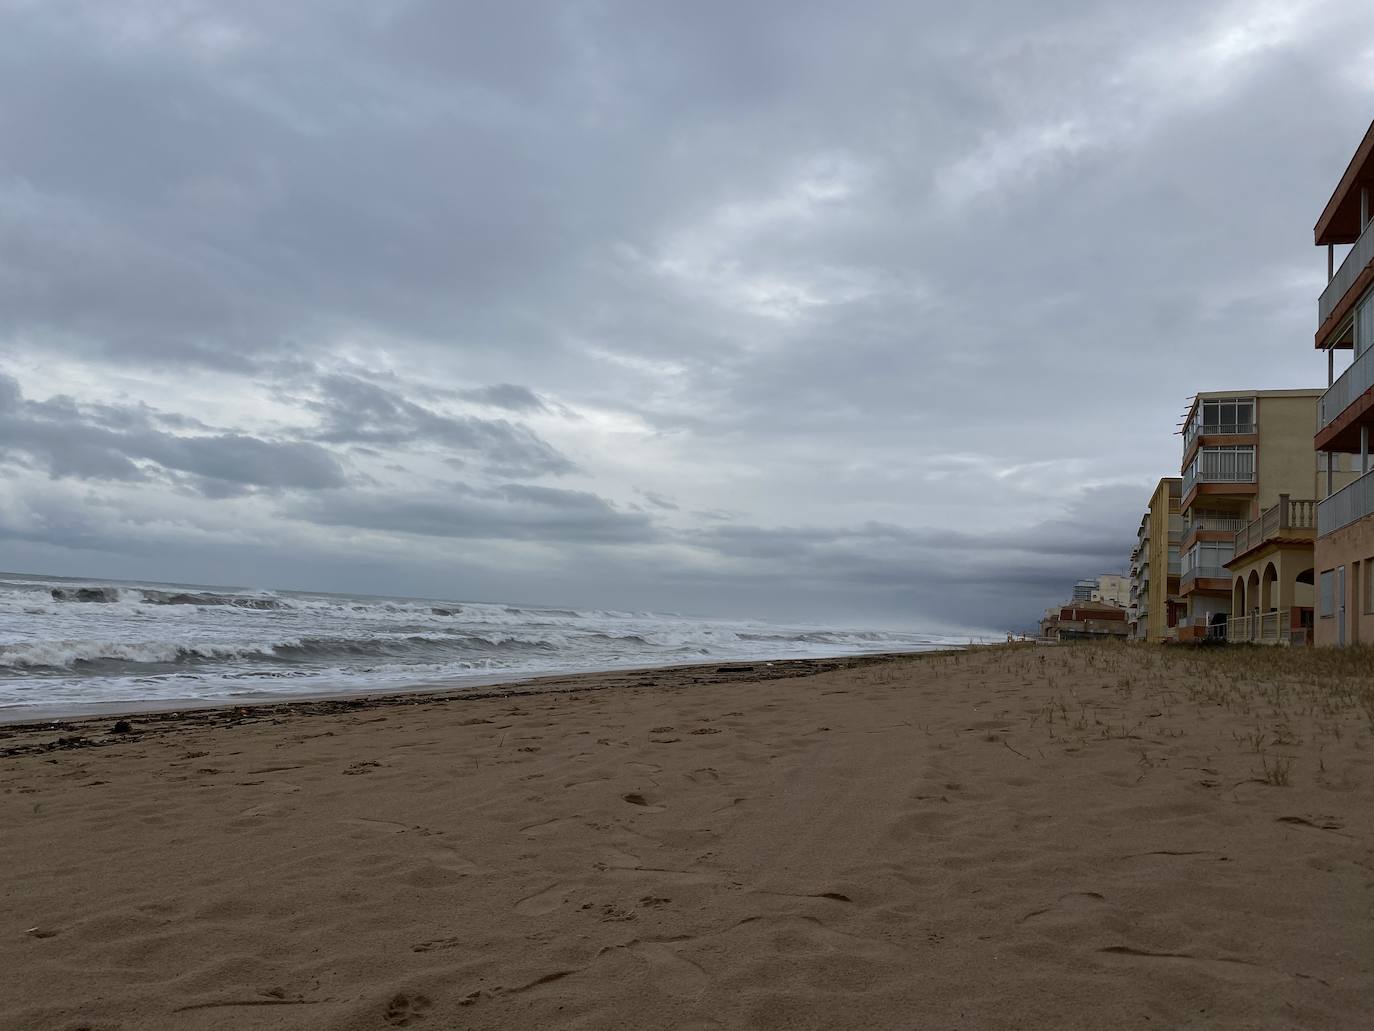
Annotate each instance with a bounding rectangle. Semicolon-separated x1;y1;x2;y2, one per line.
2;644;1373;1029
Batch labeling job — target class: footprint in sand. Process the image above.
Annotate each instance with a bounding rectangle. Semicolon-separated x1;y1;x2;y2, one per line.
520;815;583;837
622;793;666;813
515;883;574;916
630;941;709;998
384;992;432;1026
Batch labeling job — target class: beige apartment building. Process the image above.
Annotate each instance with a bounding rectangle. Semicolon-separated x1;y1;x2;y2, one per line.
1128;479;1183;641
1313;120;1374;646
1177;390;1334;642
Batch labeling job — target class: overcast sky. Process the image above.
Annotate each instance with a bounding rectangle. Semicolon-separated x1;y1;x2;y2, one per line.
2;0;1372;632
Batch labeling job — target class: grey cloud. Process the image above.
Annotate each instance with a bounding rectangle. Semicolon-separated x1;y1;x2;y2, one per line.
456;383;547;413
308;374;574;477
0;374;347;493
288;483;657;544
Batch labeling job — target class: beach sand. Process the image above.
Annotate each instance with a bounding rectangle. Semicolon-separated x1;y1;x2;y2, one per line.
2;644;1372;1029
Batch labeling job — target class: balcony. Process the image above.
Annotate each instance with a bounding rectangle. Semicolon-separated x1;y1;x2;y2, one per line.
1183;420;1257;453
1232;497;1316;558
1180;565;1230;592
1167;559;1181;575
1319;216;1374;328
1317;467;1374;536
1317;345;1374;432
1182;455;1256;499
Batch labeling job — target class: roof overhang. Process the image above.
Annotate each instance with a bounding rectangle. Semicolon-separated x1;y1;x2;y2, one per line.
1315;120;1374;246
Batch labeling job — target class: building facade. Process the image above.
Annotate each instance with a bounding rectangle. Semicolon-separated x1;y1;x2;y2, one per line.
1313;120;1374;646
1091;573;1130;608
1177;390;1332;642
1128;513;1149;639
1144;477;1183;641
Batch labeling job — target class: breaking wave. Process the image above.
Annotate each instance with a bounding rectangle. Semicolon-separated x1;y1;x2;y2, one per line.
0;572;980;713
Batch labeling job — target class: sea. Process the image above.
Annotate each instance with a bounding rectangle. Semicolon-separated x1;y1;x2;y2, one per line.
0;571;980;720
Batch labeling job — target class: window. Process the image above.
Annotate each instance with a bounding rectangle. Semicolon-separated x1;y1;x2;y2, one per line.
1185;446;1255;486
1185;398;1256;442
1319;569;1335;618
1357;289;1374;358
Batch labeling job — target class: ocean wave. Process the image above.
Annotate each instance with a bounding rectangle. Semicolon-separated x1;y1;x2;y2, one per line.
0;630;573;672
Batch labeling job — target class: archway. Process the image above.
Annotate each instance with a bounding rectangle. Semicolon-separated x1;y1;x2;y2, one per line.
1233;576;1246;616
1261;562;1279;612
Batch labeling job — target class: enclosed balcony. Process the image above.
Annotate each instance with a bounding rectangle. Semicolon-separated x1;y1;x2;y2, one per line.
1181;446;1256;501
1182;398;1256;453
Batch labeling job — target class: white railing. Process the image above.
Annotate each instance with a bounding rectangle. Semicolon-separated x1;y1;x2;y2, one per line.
1226;610;1292;645
1319;217;1374;326
1188;515;1247;533
1183;421;1257;451
1233;497;1316;556
1180;564;1230;589
1318;467;1374;536
1183;453;1256;497
1318;345;1374;430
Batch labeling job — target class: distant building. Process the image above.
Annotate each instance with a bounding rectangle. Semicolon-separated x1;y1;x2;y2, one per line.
1091;573;1130;608
1040;602;1130;642
1312;119;1374;646
1071;579;1096;603
1135;478;1184;642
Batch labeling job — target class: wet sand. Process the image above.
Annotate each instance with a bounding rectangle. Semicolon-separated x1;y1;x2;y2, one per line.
2;644;1372;1029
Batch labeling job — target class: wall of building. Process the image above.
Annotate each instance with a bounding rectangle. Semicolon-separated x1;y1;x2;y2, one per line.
1092;573;1130;607
1314;515;1374;646
1256;394;1322;513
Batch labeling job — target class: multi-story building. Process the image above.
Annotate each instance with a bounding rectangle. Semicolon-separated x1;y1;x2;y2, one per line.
1143;477;1183;641
1313;120;1374;646
1090;573;1130;608
1128;513;1149;639
1177;390;1330;642
1071;578;1096;603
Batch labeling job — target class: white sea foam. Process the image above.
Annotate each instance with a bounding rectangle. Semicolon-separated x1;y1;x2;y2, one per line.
0;572;987;715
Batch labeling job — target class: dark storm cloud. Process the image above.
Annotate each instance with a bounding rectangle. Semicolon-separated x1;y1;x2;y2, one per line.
288;483;657;544
0;374;346;492
2;0;1372;627
307;374;574;477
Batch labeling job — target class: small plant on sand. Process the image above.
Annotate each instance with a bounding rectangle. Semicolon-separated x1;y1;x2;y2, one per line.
1259;754;1293;787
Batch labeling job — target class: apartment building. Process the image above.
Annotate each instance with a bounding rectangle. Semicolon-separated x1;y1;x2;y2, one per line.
1143;477;1183;641
1177;390;1330;642
1128;513;1149;639
1091;573;1130;608
1313;120;1374;646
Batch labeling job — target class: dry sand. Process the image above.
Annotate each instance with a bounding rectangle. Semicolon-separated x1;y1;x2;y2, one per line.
2;644;1373;1030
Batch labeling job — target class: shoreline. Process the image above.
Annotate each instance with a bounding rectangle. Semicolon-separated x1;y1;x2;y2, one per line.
0;648;954;755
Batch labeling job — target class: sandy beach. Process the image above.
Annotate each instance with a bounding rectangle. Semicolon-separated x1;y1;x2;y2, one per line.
3;644;1373;1029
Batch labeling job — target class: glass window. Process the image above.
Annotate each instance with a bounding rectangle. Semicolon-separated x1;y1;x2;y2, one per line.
1319;570;1335;617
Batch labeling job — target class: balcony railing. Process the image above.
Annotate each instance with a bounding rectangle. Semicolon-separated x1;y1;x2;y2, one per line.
1227;610;1292;645
1187;515;1247;533
1233;496;1316;556
1180;565;1230;590
1318;344;1374;431
1183;421;1257;451
1317;467;1374;536
1319;216;1374;327
1182;459;1256;499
